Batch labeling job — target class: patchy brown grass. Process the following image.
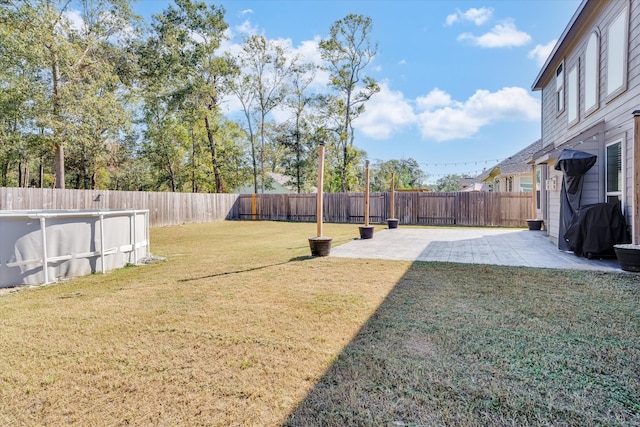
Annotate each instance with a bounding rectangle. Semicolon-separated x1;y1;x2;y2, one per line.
0;221;638;426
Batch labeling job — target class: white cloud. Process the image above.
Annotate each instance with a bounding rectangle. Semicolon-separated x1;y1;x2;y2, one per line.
240;9;253;16
446;7;493;26
457;21;531;48
416;87;540;141
528;39;557;67
62;10;85;32
416;88;453;110
354;81;416;139
235;19;260;37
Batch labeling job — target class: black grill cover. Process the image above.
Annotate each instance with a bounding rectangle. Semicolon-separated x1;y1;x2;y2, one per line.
554;149;598;251
563;202;630;258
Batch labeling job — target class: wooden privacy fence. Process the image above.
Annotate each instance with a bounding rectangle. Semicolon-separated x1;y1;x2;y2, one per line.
1;187;533;228
0;187;239;227
238;192;533;227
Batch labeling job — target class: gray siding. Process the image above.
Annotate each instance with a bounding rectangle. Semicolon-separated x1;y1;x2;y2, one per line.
538;0;638;243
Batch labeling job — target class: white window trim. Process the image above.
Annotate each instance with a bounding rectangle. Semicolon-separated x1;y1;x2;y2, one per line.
556;61;565;115
605;136;625;213
567;63;579;126
535;167;542;210
606;7;628;102
584;31;599;116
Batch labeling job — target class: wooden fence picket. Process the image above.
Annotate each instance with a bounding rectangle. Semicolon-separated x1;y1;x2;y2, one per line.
1;187;532;228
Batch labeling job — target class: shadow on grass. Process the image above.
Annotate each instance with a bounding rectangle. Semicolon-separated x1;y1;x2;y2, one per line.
282;261;640;426
178;256;313;282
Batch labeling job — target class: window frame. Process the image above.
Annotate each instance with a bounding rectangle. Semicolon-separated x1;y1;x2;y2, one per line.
535;167;542;210
606;7;628;101
567;62;579;125
519;176;533;193
555;61;565;114
584;31;599;116
605;137;624;213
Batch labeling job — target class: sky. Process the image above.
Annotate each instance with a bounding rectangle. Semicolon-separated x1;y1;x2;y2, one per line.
131;0;582;184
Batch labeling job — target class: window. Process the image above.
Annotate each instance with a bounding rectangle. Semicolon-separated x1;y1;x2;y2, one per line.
535;167;542;209
607;9;627;97
556;62;564;113
519;176;532;192
605;140;623;207
585;32;599;113
567;64;578;124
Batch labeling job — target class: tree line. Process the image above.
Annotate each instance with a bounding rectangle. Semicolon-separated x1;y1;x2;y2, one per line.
0;0;430;193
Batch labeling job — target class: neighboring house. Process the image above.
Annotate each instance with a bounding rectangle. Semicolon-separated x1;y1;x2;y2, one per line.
234;172;317;194
478;139;542;193
530;0;639;246
460;182;490;192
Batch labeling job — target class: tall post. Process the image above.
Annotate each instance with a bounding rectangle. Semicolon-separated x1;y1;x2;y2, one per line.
633;111;640;244
308;141;332;256
317;141;325;237
390;172;395;219
364;160;370;227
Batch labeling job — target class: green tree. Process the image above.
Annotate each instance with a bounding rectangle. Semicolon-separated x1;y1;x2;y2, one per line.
1;2;54;187
319;14;380;192
4;0;138;188
371;158;427;192
230;35;297;193
138;0;234;192
141;117;189;192
435;174;465;192
278;63;319;193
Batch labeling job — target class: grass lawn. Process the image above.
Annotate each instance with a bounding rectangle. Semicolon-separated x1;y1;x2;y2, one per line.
0;221;639;426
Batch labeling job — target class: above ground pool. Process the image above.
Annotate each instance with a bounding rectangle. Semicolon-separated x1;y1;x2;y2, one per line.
0;209;149;288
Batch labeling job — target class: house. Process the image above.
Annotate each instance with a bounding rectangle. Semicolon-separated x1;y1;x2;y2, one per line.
460;182;490;192
474;139;542;193
531;0;640;247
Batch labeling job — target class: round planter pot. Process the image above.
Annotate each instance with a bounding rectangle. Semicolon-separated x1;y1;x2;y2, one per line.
387;218;399;229
527;219;544;231
614;244;640;272
358;226;375;239
308;236;332;257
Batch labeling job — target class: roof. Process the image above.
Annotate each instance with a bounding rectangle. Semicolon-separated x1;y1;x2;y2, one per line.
529;120;605;164
532;0;597;91
473;139;542;182
494;139;543;175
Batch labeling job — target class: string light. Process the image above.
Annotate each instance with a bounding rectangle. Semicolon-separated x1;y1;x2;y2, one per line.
417;157;507;168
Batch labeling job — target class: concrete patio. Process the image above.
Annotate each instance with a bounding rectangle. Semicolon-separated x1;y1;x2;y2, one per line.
330;227;622;272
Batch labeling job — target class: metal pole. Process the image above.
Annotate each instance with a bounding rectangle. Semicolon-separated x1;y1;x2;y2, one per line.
317;141;326;237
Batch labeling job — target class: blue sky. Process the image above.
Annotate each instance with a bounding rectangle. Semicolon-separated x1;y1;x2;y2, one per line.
132;0;581;183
